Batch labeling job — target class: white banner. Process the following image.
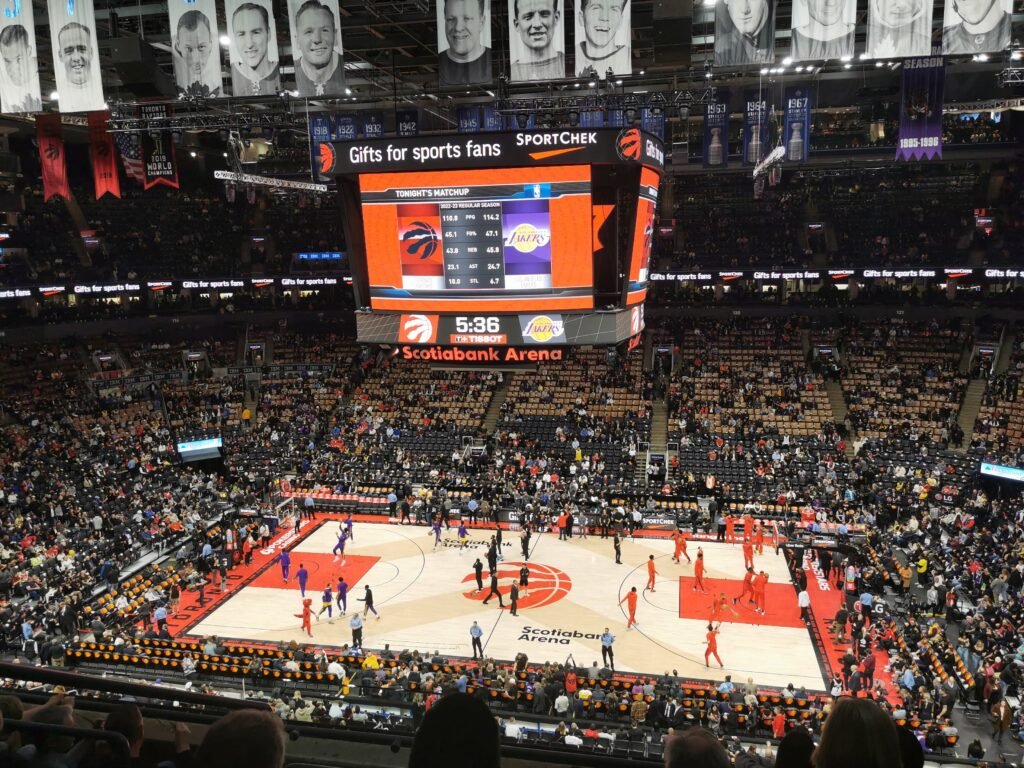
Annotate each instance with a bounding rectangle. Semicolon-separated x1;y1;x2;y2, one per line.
790;0;856;61
225;0;282;96
168;0;223;98
48;0;105;113
287;0;346;97
866;0;934;58
437;0;493;86
713;0;776;66
574;0;631;76
509;0;565;81
941;0;1011;55
0;1;42;113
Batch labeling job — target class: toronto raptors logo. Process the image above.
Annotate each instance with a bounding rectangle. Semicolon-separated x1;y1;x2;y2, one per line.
401;221;440;260
462;562;571;609
615;128;642;161
318;143;335;174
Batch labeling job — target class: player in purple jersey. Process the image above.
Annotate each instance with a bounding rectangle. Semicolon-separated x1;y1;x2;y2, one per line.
332;527;348;565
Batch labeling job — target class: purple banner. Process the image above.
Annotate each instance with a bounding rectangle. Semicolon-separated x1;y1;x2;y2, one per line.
897;56;945;162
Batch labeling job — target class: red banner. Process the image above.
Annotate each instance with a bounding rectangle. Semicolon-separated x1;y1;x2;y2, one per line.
88;112;120;199
37;114;69;202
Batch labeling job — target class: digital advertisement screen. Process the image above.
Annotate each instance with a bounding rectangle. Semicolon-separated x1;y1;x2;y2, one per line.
981;462;1024;483
176;437;223;462
360;166;594;312
626;166;659;305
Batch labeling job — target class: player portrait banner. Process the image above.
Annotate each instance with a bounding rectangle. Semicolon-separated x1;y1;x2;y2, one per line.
574;0;631;76
287;0;346;97
225;0;282;97
168;0;222;98
396;109;420;136
782;85;811;162
509;0;565;81
139;105;180;190
866;0;933;57
48;0;104;113
896;56;945;161
457;106;481;132
790;0;855;60
703;99;729;169
437;0;493;87
941;0;1011;54
88;112;120;199
742;89;769;166
714;0;775;66
37;114;70;201
0;0;42;113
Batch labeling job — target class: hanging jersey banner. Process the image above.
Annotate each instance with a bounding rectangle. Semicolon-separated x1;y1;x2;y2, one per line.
703;99;729;169
139;104;180;189
396;109;419;137
742;88;769;167
896;57;945;162
782;85;811;163
88;111;121;199
37;114;70;201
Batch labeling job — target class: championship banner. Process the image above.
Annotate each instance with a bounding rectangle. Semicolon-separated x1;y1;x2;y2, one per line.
714;0;775;66
580;111;604;129
896;56;945;162
88;112;120;199
139;105;180;189
436;0;493;86
396;109;420;136
331;114;357;141
309;113;332;182
0;0;43;113
361;112;383;139
37;114;70;201
866;0;932;57
48;0;105;113
641;109;665;141
482;105;502;132
941;0;1011;54
225;0;282;96
703;99;728;169
742;89;769;166
508;0;565;81
783;85;811;162
168;0;222;98
457;106;481;132
287;0;346;97
574;0;631;76
606;109;625;128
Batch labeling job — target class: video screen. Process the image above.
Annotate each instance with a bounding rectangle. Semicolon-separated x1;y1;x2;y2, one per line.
626;166;659;305
360;166;594;312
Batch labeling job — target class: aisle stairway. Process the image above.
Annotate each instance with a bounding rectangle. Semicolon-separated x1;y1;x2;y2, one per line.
825;381;848;424
482;375;511;433
650;399;668;451
956;380;986;451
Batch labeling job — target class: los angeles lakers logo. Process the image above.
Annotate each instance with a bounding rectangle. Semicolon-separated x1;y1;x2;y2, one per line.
522;316;564;343
462;562;571;609
504;223;550;253
616;128;641;161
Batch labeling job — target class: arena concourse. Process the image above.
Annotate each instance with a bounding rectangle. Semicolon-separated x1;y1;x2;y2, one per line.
0;3;1022;768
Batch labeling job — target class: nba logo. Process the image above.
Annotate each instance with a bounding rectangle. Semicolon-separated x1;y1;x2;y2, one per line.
532;184;541;198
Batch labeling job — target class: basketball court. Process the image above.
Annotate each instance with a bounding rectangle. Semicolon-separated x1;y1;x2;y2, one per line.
175;518;829;691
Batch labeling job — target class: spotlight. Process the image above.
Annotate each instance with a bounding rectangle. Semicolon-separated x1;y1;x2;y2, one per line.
49;90;59;100
782;56;792;66
568;111;580;126
760;68;769;75
219;35;230;47
189;151;197;158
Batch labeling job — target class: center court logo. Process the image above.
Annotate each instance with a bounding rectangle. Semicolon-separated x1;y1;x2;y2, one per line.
462;562;571;609
504;223;550;253
522;315;564;343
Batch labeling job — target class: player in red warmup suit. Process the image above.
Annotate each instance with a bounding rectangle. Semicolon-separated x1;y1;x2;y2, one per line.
734;567;756;606
620;586;639;629
645;555;660;592
704;623;723;667
692;549;707;592
672;530;691;563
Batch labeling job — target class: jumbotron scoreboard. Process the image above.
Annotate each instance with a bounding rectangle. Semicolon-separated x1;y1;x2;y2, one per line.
319;128;664;359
